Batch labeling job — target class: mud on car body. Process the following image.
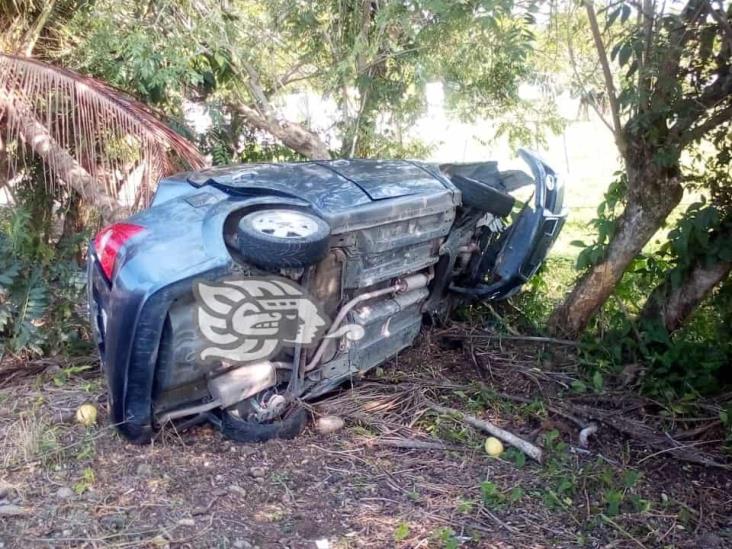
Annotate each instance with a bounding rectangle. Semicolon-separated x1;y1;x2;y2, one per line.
87;150;566;443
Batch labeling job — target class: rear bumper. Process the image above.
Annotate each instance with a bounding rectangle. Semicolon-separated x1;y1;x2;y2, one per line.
88;252;153;442
90;249;236;442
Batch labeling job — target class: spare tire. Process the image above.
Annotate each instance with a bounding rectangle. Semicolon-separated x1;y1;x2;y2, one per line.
237;209;330;269
220;406;308;443
450;174;516;217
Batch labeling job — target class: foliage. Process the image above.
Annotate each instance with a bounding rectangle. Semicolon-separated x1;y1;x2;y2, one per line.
61;0;548;158
197;103;306;165
276;0;539;155
0;173;90;357
537;0;732;396
393;521;410;542
539;431;649;520
572;173;626;271
565;138;732;395
62;1;237;110
548;0;732;341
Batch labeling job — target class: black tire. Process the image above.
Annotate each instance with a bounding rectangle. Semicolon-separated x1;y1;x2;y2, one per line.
236;209;330;269
220;406;308;443
450;174;515;217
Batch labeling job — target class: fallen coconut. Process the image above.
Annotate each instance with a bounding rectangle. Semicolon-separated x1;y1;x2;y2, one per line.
484;436;504;457
75;403;98;426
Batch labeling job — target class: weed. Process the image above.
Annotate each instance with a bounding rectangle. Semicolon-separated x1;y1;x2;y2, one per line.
52;364;94;387
479;480;503;507
74;431;97;461
0;411;57;468
425;411;476;445
455;498;473;514
73;466;95;494
432;527;460;549
393;522;410;542
479;480;525;508
503;447;527;468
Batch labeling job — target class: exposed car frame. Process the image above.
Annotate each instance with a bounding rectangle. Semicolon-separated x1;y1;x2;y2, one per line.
88;150;565;443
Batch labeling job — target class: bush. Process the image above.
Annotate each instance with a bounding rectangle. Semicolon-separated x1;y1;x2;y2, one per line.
0;183;91;358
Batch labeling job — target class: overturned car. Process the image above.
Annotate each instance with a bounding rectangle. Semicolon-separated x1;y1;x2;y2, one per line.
88;150;565;443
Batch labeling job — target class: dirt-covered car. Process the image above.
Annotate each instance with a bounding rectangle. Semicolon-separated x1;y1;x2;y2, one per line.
87;150;565;443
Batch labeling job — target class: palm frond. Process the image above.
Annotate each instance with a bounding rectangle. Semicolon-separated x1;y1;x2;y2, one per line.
0;53;206;210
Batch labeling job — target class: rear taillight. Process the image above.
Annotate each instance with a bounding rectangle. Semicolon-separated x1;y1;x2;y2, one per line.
94;223;144;281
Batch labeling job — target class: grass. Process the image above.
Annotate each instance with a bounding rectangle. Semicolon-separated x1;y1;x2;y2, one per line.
0;411;56;468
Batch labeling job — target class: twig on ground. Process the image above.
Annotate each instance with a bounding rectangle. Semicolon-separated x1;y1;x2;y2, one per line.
490;390;588;428
365;437;463;451
442;332;580;347
636;438;726;465
674;420;722;440
426;399;543;463
484;304;521;336
568;403;731;470
600;514;648;549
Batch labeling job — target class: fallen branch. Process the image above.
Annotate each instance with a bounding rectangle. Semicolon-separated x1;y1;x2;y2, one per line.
490;390;588;429
482;389;729;469
565;402;731;470
426;400;543;463
366;437;462;451
442;332;581;347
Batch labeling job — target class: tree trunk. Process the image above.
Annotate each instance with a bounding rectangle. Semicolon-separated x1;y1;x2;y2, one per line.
20;0;57;56
1;96;121;221
0;116;7;190
548;172;682;338
640;224;732;332
236;104;331;161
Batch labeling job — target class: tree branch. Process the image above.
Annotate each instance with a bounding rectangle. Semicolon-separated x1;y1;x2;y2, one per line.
566;19;615;134
583;0;626;156
671;71;732;140
20;0;57;56
707;0;732;52
235;103;331;160
240;59;273;116
679;102;732;147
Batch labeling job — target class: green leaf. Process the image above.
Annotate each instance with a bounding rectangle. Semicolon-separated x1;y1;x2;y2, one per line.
592;371;604;391
571;380;588;394
623;470;641;488
604;490;623;516
620;4;632;23
393;522;410;541
606;8;621;29
618;43;632;67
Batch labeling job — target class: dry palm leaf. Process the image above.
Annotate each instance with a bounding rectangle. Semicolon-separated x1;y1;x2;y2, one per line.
0;53;206;217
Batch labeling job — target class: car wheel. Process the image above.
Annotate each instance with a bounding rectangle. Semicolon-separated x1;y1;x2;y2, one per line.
236;209;331;269
220;405;308;443
450;174;515;217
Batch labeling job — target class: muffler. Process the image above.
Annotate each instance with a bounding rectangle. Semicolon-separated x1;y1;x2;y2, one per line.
208;361;278;408
156;361;278;424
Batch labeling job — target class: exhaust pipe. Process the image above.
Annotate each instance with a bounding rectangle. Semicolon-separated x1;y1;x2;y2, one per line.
156;361;279;424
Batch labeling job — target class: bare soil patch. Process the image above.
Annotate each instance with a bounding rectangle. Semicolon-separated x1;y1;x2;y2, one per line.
1;327;730;548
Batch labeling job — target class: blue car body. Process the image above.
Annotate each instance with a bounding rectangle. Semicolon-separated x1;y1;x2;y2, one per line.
88;153;565;443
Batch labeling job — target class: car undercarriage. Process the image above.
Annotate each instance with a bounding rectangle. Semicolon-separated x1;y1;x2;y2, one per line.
87;150;565;443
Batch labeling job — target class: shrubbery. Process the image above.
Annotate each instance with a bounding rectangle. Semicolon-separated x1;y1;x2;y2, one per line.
0;176;91;358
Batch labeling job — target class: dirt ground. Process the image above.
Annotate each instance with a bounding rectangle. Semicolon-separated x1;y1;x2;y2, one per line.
1;328;731;548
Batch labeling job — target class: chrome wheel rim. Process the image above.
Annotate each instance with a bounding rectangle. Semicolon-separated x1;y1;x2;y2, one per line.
248;210;319;239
